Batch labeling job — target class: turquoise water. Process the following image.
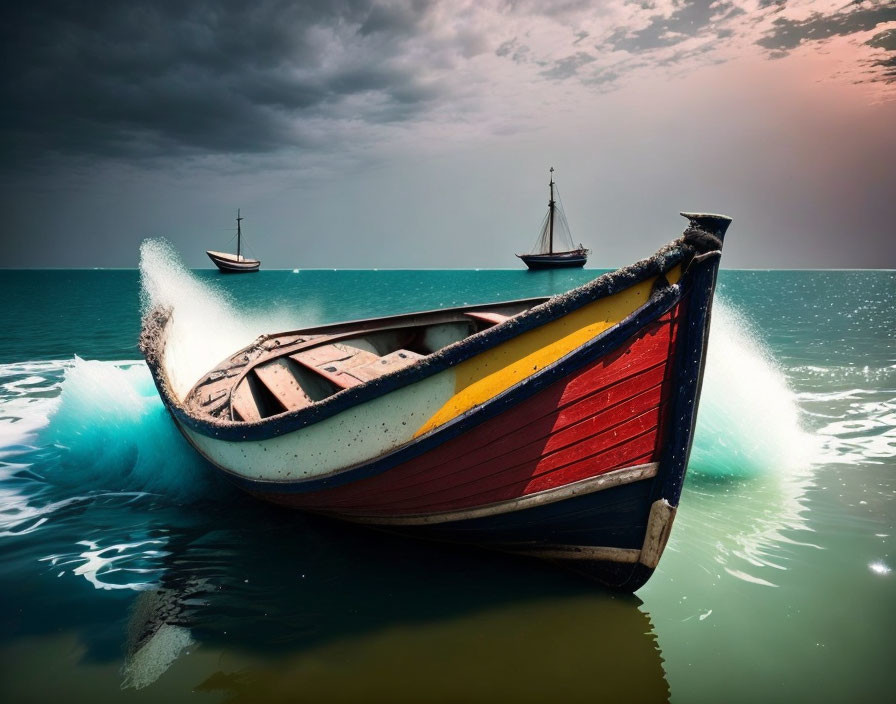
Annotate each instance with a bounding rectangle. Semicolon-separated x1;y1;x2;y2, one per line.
0;250;893;702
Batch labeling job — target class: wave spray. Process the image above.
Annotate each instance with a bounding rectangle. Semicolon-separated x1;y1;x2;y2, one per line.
138;238;299;399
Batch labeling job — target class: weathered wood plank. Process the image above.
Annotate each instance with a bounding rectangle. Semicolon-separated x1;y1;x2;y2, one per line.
639;499;676;568
348;349;425;382
465;311;511;326
231;379;262;422
254;358;315;412
292;344;383;389
291;344;354;368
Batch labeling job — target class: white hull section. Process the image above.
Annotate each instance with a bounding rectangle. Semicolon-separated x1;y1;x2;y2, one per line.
183;369;457;481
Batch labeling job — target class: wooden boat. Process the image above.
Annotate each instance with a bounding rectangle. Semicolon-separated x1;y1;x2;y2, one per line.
207;209;260;273
517;168;589;270
142;212;731;590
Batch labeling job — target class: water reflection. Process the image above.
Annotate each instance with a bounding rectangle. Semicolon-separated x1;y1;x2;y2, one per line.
672;470;818;588
114;509;670;700
0;356;668;701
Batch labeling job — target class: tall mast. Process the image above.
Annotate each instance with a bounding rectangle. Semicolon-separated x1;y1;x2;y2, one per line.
548;167;555;254
236;209;243;259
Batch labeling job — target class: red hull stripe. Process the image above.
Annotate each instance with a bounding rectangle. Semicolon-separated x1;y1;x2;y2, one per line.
357;360;669;499
319;394;662;512
282;303;683;515
369;383;663;505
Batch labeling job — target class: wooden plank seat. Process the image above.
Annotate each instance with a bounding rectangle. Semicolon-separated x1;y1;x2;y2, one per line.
465;311;511;326
291;343;382;389
254;358;316;412
230;342;428;421
348;349;425;382
231;378;263;422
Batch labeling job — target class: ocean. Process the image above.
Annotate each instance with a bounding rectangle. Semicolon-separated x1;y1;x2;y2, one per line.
0;245;893;703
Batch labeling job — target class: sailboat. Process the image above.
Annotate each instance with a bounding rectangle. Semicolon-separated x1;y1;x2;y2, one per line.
517;168;589;270
206;209;261;273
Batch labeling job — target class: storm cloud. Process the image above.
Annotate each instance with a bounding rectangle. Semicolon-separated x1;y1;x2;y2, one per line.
602;0;744;54
1;0;443;162
4;1;895;167
756;2;896;53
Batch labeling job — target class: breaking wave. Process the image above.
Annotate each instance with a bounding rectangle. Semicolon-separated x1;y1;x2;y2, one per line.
139;238;298;400
690;299;820;479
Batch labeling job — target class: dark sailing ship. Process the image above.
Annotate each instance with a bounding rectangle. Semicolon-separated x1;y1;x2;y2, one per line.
517;168;589;270
206;209;261;273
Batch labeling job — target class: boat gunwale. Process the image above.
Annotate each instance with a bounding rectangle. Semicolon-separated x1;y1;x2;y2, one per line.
231;295;554;348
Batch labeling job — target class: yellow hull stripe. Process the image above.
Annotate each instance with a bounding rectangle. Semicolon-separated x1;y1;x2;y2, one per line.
415;266;680;437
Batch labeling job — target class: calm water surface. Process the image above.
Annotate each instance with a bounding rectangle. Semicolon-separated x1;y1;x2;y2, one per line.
0;261;893;702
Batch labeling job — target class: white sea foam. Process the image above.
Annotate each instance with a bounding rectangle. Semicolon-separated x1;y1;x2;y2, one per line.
138;238;300;400
675;299;822;588
0;360;68;453
0;358;217;506
39;538;168;591
690;299;819;478
121;624;195;690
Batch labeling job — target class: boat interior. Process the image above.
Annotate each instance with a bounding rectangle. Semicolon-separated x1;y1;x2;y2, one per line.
183;299;546;423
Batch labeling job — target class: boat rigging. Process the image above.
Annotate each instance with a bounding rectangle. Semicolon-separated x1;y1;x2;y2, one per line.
517;168;590;270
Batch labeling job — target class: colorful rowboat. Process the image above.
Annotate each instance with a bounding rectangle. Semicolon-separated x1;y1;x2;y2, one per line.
141;212;731;590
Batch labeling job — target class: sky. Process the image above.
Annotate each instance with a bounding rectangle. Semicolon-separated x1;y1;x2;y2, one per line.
2;0;894;269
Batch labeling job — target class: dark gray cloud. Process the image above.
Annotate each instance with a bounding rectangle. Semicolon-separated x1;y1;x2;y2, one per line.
754;3;896;87
495;38;532;64
603;1;743;53
867;28;896;51
756;3;896;53
506;0;595;19
541;51;597;79
0;0;440;164
870;54;896;82
359;0;430;35
9;1;893;171
866;29;896;82
581;65;626;88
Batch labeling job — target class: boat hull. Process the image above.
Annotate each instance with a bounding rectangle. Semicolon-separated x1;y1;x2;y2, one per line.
518;251;588;270
206;250;261;273
146;213;731;590
224;293;689;590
